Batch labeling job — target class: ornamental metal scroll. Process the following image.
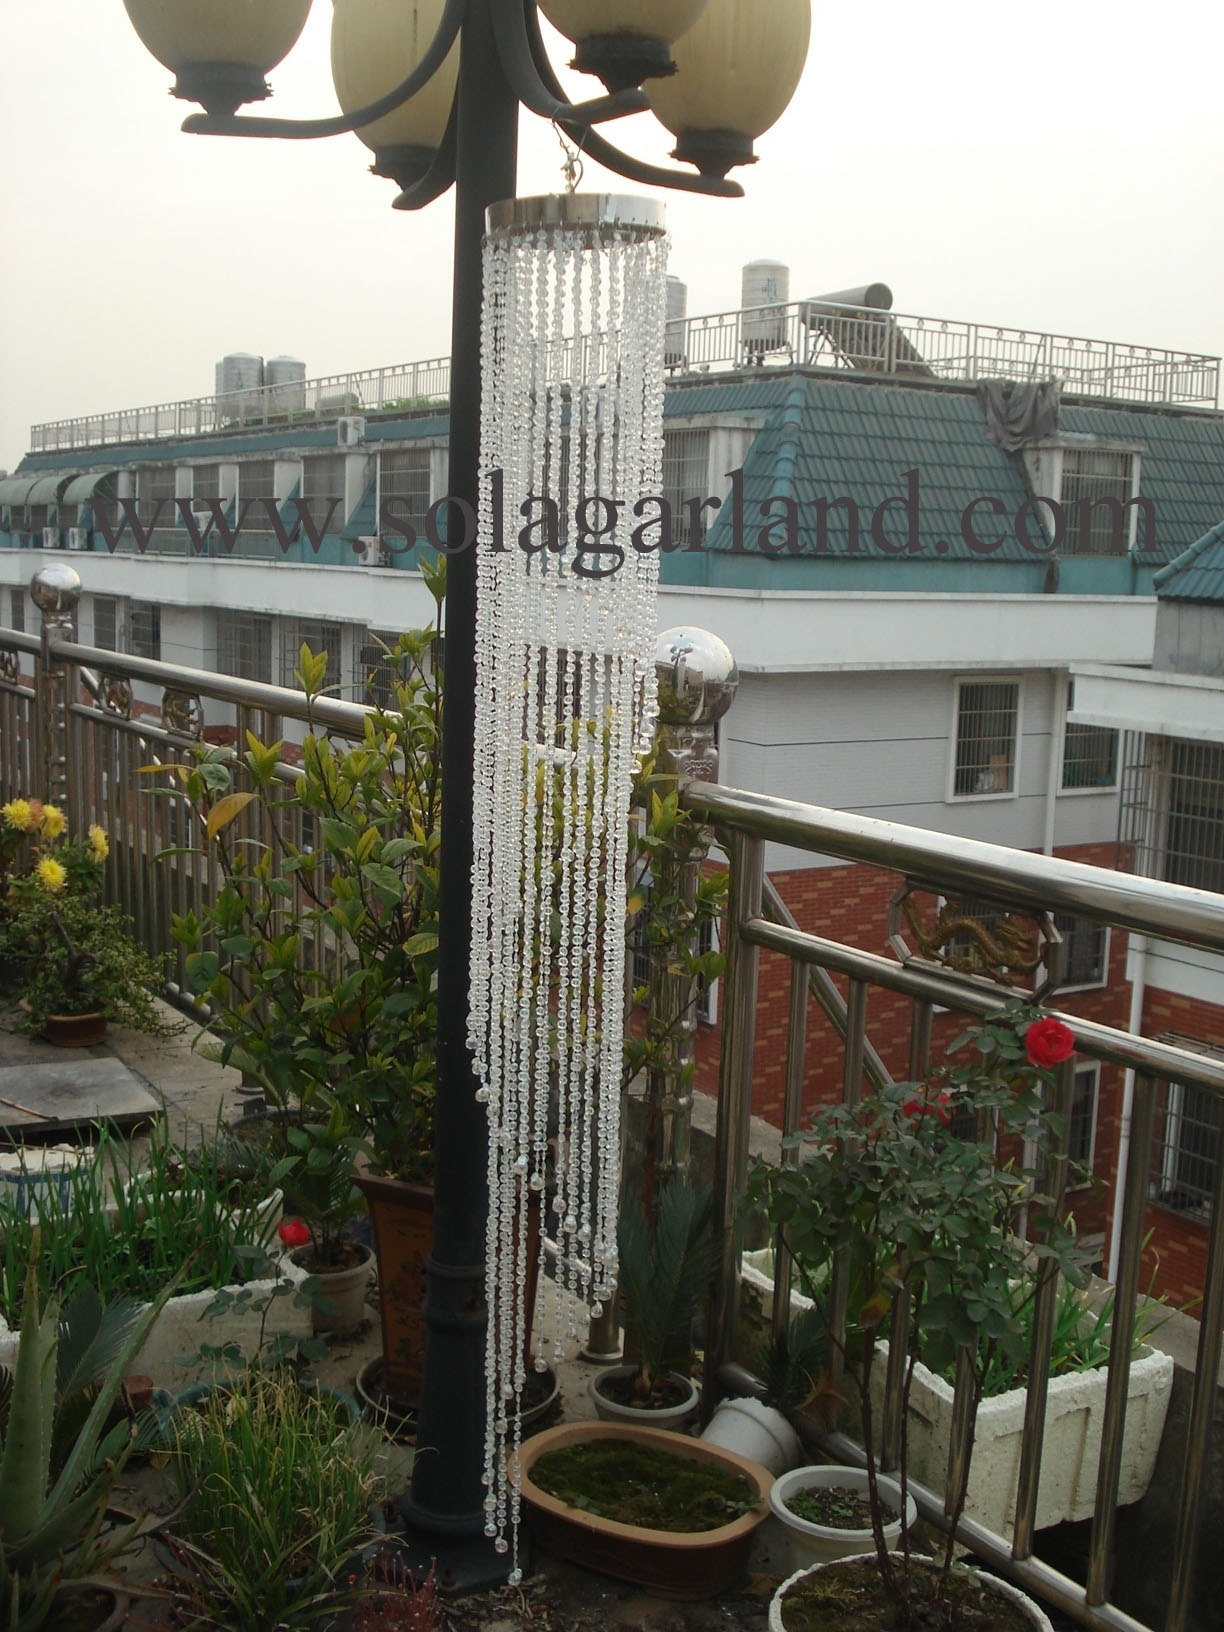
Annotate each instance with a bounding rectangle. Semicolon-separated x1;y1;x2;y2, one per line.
98;675;134;720
887;881;1062;1001
161;688;205;739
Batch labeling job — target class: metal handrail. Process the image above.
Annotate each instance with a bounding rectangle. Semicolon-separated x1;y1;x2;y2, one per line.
686;776;1223;1632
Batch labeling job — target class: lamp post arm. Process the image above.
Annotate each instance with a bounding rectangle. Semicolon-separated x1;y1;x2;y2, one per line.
523;5;744;199
392;100;459;211
180;0;468;140
491;0;648;125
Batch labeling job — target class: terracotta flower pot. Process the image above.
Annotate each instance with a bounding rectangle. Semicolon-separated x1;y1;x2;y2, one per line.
18;1000;107;1047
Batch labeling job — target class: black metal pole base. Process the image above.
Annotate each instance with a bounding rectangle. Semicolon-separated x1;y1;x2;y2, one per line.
369;1528;529;1597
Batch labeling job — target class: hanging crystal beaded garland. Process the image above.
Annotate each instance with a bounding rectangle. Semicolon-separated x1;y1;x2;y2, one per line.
471;196;668;1571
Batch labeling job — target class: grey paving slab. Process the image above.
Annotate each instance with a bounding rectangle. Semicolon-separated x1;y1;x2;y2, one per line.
0;1055;160;1140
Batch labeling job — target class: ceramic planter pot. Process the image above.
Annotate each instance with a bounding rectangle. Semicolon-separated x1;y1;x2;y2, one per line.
701;1396;803;1475
590;1363;700;1430
290;1241;375;1333
768;1554;1055;1632
354;1173;435;1396
769;1464;917;1573
518;1421;773;1599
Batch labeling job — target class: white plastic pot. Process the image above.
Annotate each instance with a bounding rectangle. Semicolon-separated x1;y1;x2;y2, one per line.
700;1396;802;1476
589;1364;699;1430
769;1555;1055;1632
769;1465;916;1574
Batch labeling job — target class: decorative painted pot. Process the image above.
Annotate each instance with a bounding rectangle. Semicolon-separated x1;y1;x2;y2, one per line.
354;1173;434;1396
290;1241;375;1334
768;1554;1055;1632
518;1421;773;1600
768;1464;917;1573
701;1395;803;1475
590;1363;700;1430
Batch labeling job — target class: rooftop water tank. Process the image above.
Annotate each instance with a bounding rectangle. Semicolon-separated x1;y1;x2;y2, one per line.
215;353;264;420
665;277;687;368
742;261;789;355
266;355;306;415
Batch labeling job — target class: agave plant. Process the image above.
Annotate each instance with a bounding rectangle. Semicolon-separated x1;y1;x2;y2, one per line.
616;1176;719;1405
0;1253;175;1632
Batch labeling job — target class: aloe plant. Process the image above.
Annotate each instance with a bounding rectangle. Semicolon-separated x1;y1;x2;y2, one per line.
617;1176;719;1404
0;1252;175;1632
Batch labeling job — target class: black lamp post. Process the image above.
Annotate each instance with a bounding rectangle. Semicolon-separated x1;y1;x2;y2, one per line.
120;0;810;1587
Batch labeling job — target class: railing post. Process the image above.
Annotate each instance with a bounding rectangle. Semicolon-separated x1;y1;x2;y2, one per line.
644;628;740;1199
30;564;82;814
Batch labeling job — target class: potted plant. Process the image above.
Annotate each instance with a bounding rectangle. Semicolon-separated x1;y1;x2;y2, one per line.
0;1251;177;1632
747;1001;1087;1632
517;1420;773;1599
273;1102;374;1334
590;1174;718;1428
0;799;171;1044
700;1307;827;1475
768;1463;917;1573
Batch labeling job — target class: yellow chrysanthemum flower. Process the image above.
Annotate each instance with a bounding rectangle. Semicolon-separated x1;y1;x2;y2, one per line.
35;857;67;892
88;825;109;862
40;805;66;840
1;799;36;833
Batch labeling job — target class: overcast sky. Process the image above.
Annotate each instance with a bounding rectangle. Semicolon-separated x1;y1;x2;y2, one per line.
2;0;1222;473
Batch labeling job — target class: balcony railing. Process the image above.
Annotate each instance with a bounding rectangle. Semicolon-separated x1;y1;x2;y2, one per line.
27;303;1220;453
2;604;1222;1632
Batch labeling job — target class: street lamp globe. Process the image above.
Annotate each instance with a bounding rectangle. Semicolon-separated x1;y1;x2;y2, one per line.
649;0;811;177
331;0;461;188
537;0;709;91
121;0;314;114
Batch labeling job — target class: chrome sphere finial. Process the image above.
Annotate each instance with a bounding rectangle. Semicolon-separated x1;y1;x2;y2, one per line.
654;626;738;726
30;564;82;617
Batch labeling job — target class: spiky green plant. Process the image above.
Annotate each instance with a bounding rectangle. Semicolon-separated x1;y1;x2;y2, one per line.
0;1252;176;1632
616;1176;719;1404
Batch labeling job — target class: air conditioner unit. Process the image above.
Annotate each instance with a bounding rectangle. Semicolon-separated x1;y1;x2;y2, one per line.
42;527;60;549
337;415;367;448
66;527;87;551
355;534;382;566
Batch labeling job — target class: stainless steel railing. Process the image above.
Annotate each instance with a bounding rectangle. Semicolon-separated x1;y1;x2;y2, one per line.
685;779;1222;1632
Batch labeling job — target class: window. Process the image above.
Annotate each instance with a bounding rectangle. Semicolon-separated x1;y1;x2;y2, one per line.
93;596;118;652
137;466;176;528
1164;741;1224;895
282;618;343;695
661;429;710;547
1062;682;1119;790
239;460;276;506
301;455;347;522
1060;449;1138;555
129;602;161;662
8;589;24;633
217;612;272;684
1068;1063;1100;1182
192;464;221;503
380;448;431;535
361;631;400;712
1152;1058;1222;1219
952;680;1020;798
1051;913;1109;991
629;883;715;1023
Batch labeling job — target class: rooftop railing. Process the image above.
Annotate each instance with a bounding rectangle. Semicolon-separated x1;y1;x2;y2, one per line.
2;600;1221;1632
28;302;1220;454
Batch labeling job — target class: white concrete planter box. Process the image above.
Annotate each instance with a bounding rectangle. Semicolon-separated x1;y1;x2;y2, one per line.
741;1253;1175;1535
0;1253;314;1387
869;1342;1175;1535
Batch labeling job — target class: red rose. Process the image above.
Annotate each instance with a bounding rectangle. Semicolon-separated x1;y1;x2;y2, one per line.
1024;1018;1075;1068
278;1218;311;1248
903;1090;953;1127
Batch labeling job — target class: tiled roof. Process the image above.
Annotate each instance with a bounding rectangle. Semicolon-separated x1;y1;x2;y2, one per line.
1154;519;1224;603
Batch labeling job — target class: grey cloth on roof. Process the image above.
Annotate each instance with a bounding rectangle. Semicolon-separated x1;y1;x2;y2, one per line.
977;378;1061;452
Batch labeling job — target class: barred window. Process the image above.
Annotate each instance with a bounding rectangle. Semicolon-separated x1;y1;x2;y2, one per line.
93;596;119;652
1062;683;1119;790
282;619;343;695
361;630;400;711
952;680;1019;797
129;602;161;662
380;448;431;535
192;464;221;502
630;881;715;1022
302;455;346;509
1052;913;1109;990
8;588;23;632
1068;1064;1099;1181
1060;449;1136;555
217;612;272;684
661;429;710;547
1164;741;1224;895
239;460;276;505
137;466;176;527
1151;1058;1222;1220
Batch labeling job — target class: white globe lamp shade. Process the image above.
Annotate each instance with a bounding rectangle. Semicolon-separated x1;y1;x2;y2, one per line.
122;0;314;114
649;0;811;177
538;0;709;91
331;0;460;188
